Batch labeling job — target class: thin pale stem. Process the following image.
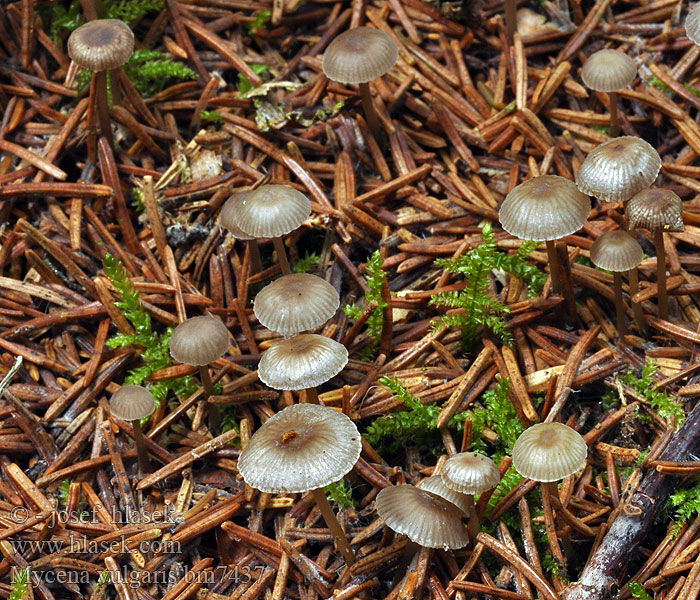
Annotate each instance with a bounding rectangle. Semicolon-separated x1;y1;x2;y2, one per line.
131;419;151;475
629;267;646;333
505;0;517;41
199;365;221;431
465;494;479;545
310;487;355;565
655;230;668;320
607;91;620;137
94;70;114;149
199;366;216;397
359;82;383;143
109;69;121;106
613;272;627;337
247;240;262;275
273;237;292;275
546;240;563;296
305;387;320;404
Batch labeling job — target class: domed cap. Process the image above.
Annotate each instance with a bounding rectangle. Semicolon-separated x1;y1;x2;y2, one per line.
499;175;590;241
237;403;361;493
110;385;156;421
220;191;254;240
375;485;470;550
322;27;398;85
590;230;643;272
512;422;587;483
67;19;134;71
626;188;684;233
440;452;501;495
575;137;661;203
686;3;700;46
258;334;348;390
581;49;637;92
234;184;311;238
169;315;229;366
417;476;470;515
254;274;340;336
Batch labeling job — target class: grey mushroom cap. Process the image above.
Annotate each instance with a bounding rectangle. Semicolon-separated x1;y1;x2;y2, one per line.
220;191;255;240
234;184;311;238
375;485;470;550
417;476;471;515
67;19;135;71
575;137;661;203
581;49;637;92
499;175;591;241
590;230;643;272
626;188;685;233
237;403;362;493
110;385;156;421
441;452;501;495
169;315;230;366
322;27;398;85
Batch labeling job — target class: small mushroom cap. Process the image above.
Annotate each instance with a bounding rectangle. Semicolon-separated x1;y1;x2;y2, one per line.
220;191;255;240
512;423;587;483
234;184;311;238
237;403;361;493
590;230;643;272
110;385;156;421
67;19;134;71
626;188;685;232
258;334;348;390
417;476;470;515
576;137;661;203
499;175;590;241
581;49;637;92
254;274;340;335
169;315;229;366
375;485;470;550
687;3;700;46
441;452;501;495
322;27;398;85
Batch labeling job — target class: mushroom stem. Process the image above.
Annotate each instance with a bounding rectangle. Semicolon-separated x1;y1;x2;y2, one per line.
310;487;355;565
607;91;620;137
305;387;320;404
464;494;480;545
505;0;517;41
613;271;627;337
628;266;646;333
358;82;383;143
272;237;292;275
93;70;114;149
542;481;568;570
131;419;151;474
198;366;216;397
655;230;669;320
199;365;221;431
79;0;102;19
109;69;122;106
247;240;263;275
545;240;563;297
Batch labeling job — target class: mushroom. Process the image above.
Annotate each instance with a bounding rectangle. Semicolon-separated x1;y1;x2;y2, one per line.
222;184;310;276
626;188;684;320
253;273;340;336
581;49;637;137
686;3;700;46
110;385;156;474
575;137;661;205
220;190;262;274
237;403;361;564
67;19;134;150
322;27;398;141
375;485;470;550
258;333;348;404
416;475;471;516
169;315;230;397
590;230;644;337
498;175;590;315
440;452;500;542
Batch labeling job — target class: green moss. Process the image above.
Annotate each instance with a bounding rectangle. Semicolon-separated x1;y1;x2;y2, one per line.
620;361;684;426
629;582;653;600
8;568;29;600
123;49;197;97
324;480;356;509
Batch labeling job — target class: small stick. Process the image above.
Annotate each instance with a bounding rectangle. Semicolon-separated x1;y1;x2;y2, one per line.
310;488;354;565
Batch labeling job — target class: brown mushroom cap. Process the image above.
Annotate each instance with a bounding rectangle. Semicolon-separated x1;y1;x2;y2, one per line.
169;315;229;367
581;49;637;92
254;274;340;336
417;476;470;515
322;27;398;85
440;452;501;495
375;485;470;550
575;137;661;203
626;188;685;233
590;230;643;272
687;3;700;46
512;423;587;483
67;19;135;72
498;175;591;241
237;403;361;493
110;385;156;422
220;191;255;240
258;334;348;390
234;184;311;238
